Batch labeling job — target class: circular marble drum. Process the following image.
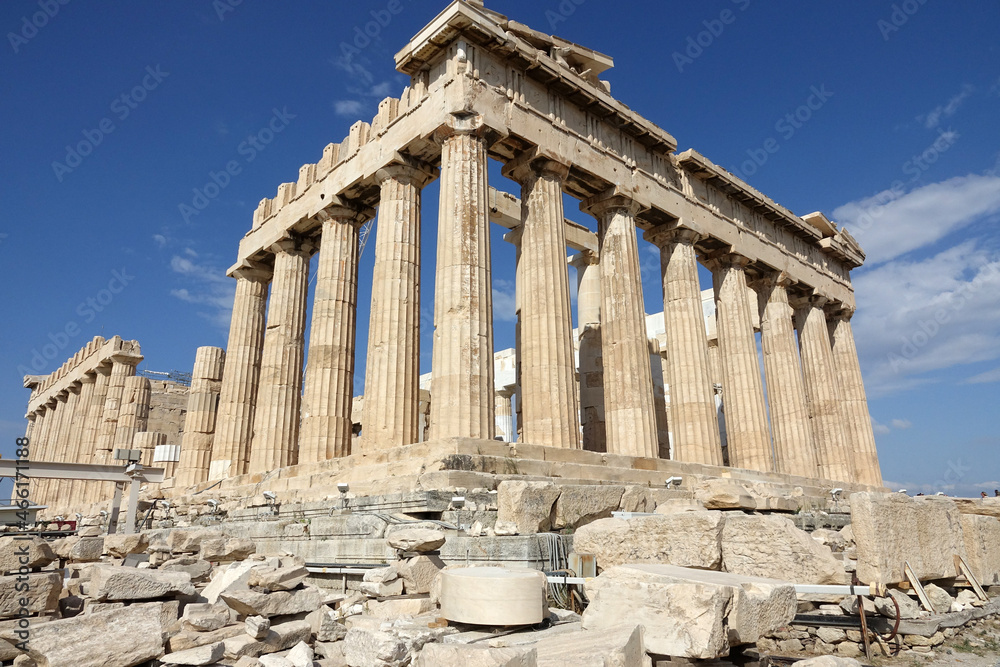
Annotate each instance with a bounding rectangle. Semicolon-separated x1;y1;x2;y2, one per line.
438;567;548;626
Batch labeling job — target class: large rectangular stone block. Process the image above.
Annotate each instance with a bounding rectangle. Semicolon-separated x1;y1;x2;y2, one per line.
960;514;1000;586
572;512;724;571
850;493;966;585
582;564;795;659
0;572;61;619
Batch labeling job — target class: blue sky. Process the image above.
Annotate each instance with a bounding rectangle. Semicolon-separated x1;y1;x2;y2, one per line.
1;0;998;497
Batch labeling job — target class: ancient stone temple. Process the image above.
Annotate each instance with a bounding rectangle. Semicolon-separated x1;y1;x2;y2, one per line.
19;1;884;519
201;0;881;491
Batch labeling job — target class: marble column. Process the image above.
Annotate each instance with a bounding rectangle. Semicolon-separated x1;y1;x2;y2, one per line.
581;191;658;459
429;121;495;441
30;403;55;503
504;156;580;448
649;340;671;459
494;388;515;443
39;390;73;505
134;432;167;467
23;412;36;440
97;357;139;456
361;164;434;453
710;253;773;472
795;296;854;483
754;273;818;479
114;376;151;448
176;347;225;487
248;240;312;473
300;204;366;463
828;308;882;486
211;264;271;479
63;374;97;508
646;226;723;466
84;366;112;506
570;251;606;453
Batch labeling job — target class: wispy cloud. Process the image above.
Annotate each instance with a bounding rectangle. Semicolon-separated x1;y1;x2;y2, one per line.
852;239;1000;396
963;366;1000;385
168;254;235;329
919;84;975;129
872;418;891;435
492;279;517;323
333;100;364;116
834;173;1000;266
890;419;912;430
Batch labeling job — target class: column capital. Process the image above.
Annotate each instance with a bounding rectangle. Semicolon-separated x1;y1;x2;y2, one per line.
110;350;143;369
703;250;752;272
581;187;642;219
501;149;571;185
569;249;599;269
825;302;855;321
643;223;703;249
269;236;316;257
314;200;373;227
433;114;505;147
232;260;273;283
80;373;97;385
748;270;795;293
376;159;437;189
790;293;830;311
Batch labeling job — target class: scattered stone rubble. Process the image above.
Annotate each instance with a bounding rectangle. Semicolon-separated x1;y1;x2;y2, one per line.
1;489;998;666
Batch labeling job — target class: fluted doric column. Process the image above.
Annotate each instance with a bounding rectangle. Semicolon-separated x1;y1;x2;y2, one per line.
429;120;495;440
211;264;271;479
754;273;818;478
300;204;368;462
36;391;68;505
581;190;658;459
795;295;853;482
248;240;312;473
47;383;82;506
504;155;580;448
710;253;773;472
570;250;606;452
97;355;141;458
361;164;435;452
62;375;97;508
828;307;882;486
114;376;151;449
28;404;53;503
646;226;723;466
495;388;515;443
176;347;225;487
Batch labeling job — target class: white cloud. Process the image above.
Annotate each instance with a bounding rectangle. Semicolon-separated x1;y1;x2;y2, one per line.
872;418;891;435
852;240;1000;396
492;279;517;323
333;100;364;116
370;81;393;97
890;419;912;430
169;254;236;329
919;84;975;129
834;173;1000;266
963;366;1000;384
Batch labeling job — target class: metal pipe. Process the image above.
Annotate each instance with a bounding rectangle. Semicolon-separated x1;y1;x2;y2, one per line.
793;584;875;596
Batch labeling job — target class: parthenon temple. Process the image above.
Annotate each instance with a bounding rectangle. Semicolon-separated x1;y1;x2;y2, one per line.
22;0;883;517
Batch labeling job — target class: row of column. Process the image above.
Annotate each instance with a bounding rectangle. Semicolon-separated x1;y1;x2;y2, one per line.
24;352;149;510
208;117;880;486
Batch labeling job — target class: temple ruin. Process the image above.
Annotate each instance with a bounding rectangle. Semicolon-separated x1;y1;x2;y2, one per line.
8;3;998;666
